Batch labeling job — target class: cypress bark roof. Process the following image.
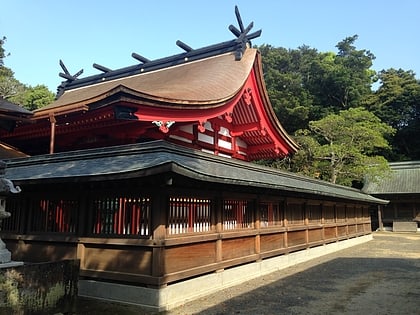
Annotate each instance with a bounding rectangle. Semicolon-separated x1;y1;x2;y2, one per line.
34;49;257;117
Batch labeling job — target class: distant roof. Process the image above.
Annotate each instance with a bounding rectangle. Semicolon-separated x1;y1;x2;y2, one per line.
0;97;33;134
5;140;387;205
0;97;33;118
363;161;420;194
0;142;28;159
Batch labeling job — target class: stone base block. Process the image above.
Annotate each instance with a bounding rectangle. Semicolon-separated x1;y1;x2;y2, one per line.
0;261;24;269
393;221;418;232
0;248;11;264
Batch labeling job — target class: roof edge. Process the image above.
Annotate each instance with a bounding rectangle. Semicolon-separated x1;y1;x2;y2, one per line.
5;140;388;205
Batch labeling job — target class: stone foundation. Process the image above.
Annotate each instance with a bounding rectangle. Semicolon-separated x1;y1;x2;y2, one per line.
79;235;372;312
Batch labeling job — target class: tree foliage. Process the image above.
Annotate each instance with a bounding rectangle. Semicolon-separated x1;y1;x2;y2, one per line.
259;35;376;134
0;36;54;110
9;85;55;111
258;35;420;186
364;68;420;160
287;108;395;186
260;44;317;132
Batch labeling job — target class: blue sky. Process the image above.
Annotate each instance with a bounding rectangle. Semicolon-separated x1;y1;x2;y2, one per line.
2;1;420;92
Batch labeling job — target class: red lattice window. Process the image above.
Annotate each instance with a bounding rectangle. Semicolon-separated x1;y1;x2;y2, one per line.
286;203;305;225
92;196;150;236
168;197;211;234
259;202;283;227
223;199;254;230
29;199;78;233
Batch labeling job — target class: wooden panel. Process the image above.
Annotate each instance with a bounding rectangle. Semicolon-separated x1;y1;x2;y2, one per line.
337;226;347;237
324;227;336;240
287;230;306;247
10;241;77;262
356;224;365;233
260;233;284;252
308;228;323;243
83;246;152;275
348;224;357;235
164;241;216;274
222;237;255;261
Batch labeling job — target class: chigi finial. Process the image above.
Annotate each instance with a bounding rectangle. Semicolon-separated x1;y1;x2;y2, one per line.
56;6;262;97
229;5;262;60
56;60;83;98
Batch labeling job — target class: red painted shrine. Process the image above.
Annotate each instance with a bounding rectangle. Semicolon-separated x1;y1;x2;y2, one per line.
0;26;298;160
0;7;387;312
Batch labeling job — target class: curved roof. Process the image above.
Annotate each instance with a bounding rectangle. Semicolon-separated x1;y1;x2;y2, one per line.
31;47;298;158
35;49;257;116
5;140;387;205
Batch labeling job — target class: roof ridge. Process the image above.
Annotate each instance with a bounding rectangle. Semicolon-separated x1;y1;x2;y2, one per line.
56;6;262;98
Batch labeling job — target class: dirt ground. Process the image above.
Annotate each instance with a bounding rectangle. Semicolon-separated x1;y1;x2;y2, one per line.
75;232;420;314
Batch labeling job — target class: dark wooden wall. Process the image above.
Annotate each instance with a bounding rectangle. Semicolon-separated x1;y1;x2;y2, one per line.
1;179;372;288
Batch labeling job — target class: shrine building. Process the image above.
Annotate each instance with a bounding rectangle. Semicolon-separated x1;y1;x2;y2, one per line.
363;161;420;232
0;7;387;311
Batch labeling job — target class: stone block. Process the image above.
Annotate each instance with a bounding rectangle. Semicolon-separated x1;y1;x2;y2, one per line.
393;221;418;232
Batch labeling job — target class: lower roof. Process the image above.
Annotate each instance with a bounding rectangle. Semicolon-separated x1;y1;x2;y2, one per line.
363;161;420;195
5;140;387;205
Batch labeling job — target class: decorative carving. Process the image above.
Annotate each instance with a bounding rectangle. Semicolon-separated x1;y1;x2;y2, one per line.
260;128;267;136
197;120;206;133
243;88;252;105
224;112;233;123
152;121;175;133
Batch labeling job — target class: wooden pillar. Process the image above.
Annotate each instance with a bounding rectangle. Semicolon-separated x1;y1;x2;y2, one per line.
377;205;384;231
284;199;289;251
215;196;223;271
49;114;56;154
321;202;325;242
334;204;338;240
304;202;309;247
213;123;220;156
151;191;168;279
76;243;85;269
254;199;261;260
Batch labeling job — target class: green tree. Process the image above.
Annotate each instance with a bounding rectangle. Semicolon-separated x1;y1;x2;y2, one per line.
10;85;55;111
307;35;376;113
364;68;420;160
259;44;316;133
0;37;25;100
0;36;8;66
285;108;394;186
259;35;376;134
1;36;54;109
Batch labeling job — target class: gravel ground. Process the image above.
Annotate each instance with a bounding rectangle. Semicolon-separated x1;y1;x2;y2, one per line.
76;232;420;314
